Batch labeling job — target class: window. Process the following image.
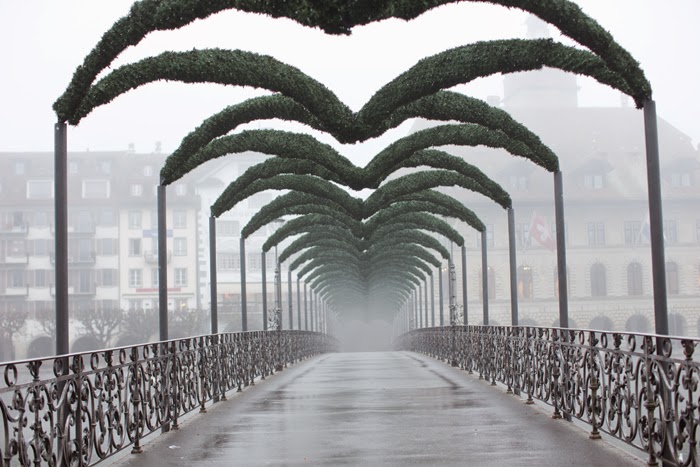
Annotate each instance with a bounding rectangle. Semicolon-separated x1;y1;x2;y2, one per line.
99;269;116;287
128;269;142;288
100;209;115;226
128;239;142;256
75;211;93;232
217;220;239;237
173;238;187;256
664;220;677;244
627;262;643;296
10;270;25;288
479;267;496;300
587;222;605;246
670;173;692;187
82;180;110;199
666;262;679;295
174;268;187;287
32;239;50;256
96;239;117;255
247;253;262;270
517;265;534;299
476;225;494;248
7;240;26;257
508;175;528;190
174;184;187;196
68;160;79;174
143;165;153;177
515;223;531;247
14;161;25;175
130;184;143;196
217;252;240;270
34;211;49;227
248;193;272;209
151;268;159;287
128;211;142;229
624;221;642;245
173;210;187;229
26;180;53;199
99;160;111;175
590;263;607;297
34;270;47;288
583;173;604;189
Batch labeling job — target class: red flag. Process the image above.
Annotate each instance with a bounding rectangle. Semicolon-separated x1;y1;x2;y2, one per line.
529;212;556;251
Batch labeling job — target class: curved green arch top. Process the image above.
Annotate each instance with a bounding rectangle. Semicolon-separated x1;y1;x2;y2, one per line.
54;0;650;123
160;91;556;181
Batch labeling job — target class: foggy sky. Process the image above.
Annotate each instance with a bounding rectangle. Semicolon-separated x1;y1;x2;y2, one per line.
1;1;699;166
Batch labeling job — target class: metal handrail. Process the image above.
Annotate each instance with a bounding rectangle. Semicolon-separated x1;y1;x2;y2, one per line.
0;330;336;466
396;325;698;466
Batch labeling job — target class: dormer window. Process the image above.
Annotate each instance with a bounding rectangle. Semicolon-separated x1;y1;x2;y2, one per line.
583;173;604;189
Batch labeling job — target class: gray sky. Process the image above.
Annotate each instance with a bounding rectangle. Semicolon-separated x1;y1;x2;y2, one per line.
1;1;699;165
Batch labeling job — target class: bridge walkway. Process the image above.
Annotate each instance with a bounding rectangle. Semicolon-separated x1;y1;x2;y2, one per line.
111;351;642;466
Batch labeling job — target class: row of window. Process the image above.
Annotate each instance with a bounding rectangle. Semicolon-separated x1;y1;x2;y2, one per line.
128;210;188;229
481;218;691;248
481;261;685;300
128;268;188;288
128;238;188;256
24;180;188;200
504;172;694;192
217;252;278;271
0;269;116;290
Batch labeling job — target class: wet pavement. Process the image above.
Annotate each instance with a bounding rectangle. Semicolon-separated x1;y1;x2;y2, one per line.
112;352;643;466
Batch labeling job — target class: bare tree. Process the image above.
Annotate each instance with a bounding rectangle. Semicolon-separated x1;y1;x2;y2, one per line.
35;307;56;337
120;308;158;345
74;307;124;348
0;308;28;361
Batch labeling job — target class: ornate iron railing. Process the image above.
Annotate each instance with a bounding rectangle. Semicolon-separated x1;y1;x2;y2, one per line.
396;325;698;467
1;330;336;466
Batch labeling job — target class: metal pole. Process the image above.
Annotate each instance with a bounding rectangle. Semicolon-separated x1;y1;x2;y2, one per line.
209;216;218;334
275;258;282;330
304;283;308;330
240;237;247;332
448;255;456;325
424;279;429;328
461;245;468;326
508;208;519;326
261;252;268;331
643;101;669;335
157;185;168;341
438;264;444;326
288;269;293;330
310;289;315;331
297;277;301;330
481;231;489;326
418;284;423;328
430;273;435;327
54;122;69;356
554;172;569;330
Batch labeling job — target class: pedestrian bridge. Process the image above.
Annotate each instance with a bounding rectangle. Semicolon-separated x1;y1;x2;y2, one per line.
1;327;695;466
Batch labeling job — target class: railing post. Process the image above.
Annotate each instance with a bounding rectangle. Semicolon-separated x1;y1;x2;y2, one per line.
507;208;518;326
643;100;669;336
261;251;268;331
481;231;489;325
461;245;468;326
240;237;247;332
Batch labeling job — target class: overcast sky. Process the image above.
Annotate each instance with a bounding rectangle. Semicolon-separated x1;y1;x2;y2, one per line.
1;1;699;165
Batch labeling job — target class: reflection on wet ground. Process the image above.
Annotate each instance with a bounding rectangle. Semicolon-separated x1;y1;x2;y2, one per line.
112;351;643;466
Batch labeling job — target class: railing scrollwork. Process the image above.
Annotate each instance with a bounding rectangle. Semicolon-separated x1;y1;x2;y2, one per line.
396;325;698;466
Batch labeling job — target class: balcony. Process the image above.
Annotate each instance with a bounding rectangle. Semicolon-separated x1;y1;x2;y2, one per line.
0;285;29;297
0;253;29;266
50;252;96;265
50;285;96;296
144;250;171;264
0;223;28;235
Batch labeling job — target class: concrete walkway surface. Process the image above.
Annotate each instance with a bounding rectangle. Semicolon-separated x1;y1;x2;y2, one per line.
111;351;643;466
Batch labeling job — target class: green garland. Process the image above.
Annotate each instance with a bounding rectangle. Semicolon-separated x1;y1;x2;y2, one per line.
55;2;650;122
